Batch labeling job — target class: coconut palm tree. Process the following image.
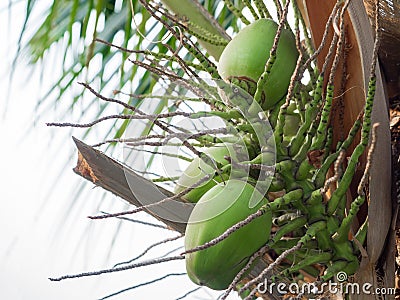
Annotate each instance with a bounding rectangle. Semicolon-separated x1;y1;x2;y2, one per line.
19;1;399;299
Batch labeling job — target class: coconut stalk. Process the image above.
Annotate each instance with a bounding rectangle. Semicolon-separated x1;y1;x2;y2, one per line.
297;0;393;298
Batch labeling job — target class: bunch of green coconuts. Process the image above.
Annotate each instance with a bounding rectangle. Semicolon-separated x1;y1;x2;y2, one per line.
177;19;300;291
170;9;378;297
174;13;379;298
45;1;380;297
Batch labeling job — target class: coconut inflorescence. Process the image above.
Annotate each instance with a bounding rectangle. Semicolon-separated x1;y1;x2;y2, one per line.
179;18;299;292
174;9;376;299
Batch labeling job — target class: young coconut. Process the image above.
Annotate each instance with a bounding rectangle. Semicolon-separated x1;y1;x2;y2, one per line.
217;18;298;110
184;179;272;290
174;144;234;203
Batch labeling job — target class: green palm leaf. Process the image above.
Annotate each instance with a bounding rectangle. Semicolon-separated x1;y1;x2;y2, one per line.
17;0;238;145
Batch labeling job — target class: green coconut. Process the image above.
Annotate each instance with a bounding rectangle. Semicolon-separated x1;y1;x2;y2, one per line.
174;145;232;203
218;18;298;110
185;180;272;290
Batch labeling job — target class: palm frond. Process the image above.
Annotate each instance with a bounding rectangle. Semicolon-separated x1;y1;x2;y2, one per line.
18;0;239;148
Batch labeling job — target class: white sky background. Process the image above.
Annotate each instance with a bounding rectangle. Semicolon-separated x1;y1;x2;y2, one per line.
0;2;239;299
